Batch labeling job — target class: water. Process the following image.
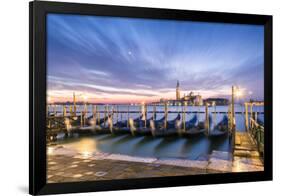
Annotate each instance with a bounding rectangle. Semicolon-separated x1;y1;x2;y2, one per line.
50;104;264;160
54;134;230;160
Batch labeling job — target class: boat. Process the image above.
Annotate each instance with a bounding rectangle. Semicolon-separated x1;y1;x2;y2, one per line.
131;116;154;136
111;115;143;134
151;114;181;137
68;113;110;127
208;115;229;137
181;114;209;136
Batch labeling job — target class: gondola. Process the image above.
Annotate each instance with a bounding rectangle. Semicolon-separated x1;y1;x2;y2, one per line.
179;114;203;136
208;115;229;137
181;114;209;136
151;114;181;137
68;111;115;134
111;115;143;134
131;116;154;136
68;113;110;127
70;114;114;135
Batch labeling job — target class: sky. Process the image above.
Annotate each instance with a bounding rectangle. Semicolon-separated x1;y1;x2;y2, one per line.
47;13;264;104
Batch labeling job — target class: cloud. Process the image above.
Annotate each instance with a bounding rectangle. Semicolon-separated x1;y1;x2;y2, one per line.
47;14;264;103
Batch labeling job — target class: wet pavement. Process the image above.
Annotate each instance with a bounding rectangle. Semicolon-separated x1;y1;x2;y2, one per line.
47;148;263;183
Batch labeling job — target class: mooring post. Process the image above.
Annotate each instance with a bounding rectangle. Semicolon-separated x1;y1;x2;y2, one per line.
63;105;66;117
153;104;156;120
181;104;184;129
231;86;235;131
80;111;83;127
139;104;142;119
73;92;76;117
249;103;253;129
48;118;51;129
112;106;114;125
231;86;236;159
104;105;106;125
144;103;147;128
127;105;130;128
84;103;87;127
205;103;209;136
116;105;119;122
245;103;249;132
183;102;186;131
164;102;168;130
106;105;109;126
92;104;95;119
213;101;216;127
54;104;57;116
97;106;100;125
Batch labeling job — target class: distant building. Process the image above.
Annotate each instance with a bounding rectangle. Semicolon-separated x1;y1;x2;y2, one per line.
203;98;229;106
158;81;227;106
182;91;203;106
159;98;167;103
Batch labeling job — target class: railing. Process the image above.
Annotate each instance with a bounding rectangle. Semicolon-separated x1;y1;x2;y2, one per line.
249;117;264;157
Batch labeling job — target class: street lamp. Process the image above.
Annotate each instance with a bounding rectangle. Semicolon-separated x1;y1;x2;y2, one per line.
82;94;88;102
235;88;243;98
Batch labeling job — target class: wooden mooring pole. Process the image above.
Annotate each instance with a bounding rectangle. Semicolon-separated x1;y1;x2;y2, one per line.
245;102;249;131
183;102;186;131
116;105;119;122
80;111;83;127
97;106;100;125
84;103;87;127
153;104;156;120
231;86;236;159
54;104;57;116
205;103;209;136
104;105;106;125
73;92;76;116
164;102;168;130
144;104;147;128
63;105;66;117
213;101;216;127
127;105;130;128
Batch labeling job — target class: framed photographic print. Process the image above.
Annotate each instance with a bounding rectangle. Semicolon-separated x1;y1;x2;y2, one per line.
29;1;272;195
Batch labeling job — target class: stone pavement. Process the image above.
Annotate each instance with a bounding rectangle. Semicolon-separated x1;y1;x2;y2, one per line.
47;151;263;183
47;154;211;183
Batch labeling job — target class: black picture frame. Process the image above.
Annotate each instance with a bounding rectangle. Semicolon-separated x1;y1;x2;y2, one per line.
29;1;273;195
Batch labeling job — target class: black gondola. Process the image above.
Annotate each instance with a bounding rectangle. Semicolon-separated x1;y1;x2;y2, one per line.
181;114;208;136
151;114;181;136
111;115;143;134
208;115;229;137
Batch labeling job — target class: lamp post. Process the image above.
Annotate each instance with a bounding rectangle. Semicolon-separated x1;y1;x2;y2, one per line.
231;85;243;158
231;86;243;130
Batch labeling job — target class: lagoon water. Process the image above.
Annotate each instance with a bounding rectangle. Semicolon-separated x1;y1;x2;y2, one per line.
51;104;264;160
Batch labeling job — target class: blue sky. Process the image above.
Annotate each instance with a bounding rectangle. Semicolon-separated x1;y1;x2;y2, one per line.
47;13;264;104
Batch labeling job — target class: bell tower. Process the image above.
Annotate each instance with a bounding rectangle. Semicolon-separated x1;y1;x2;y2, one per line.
176;80;180;100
